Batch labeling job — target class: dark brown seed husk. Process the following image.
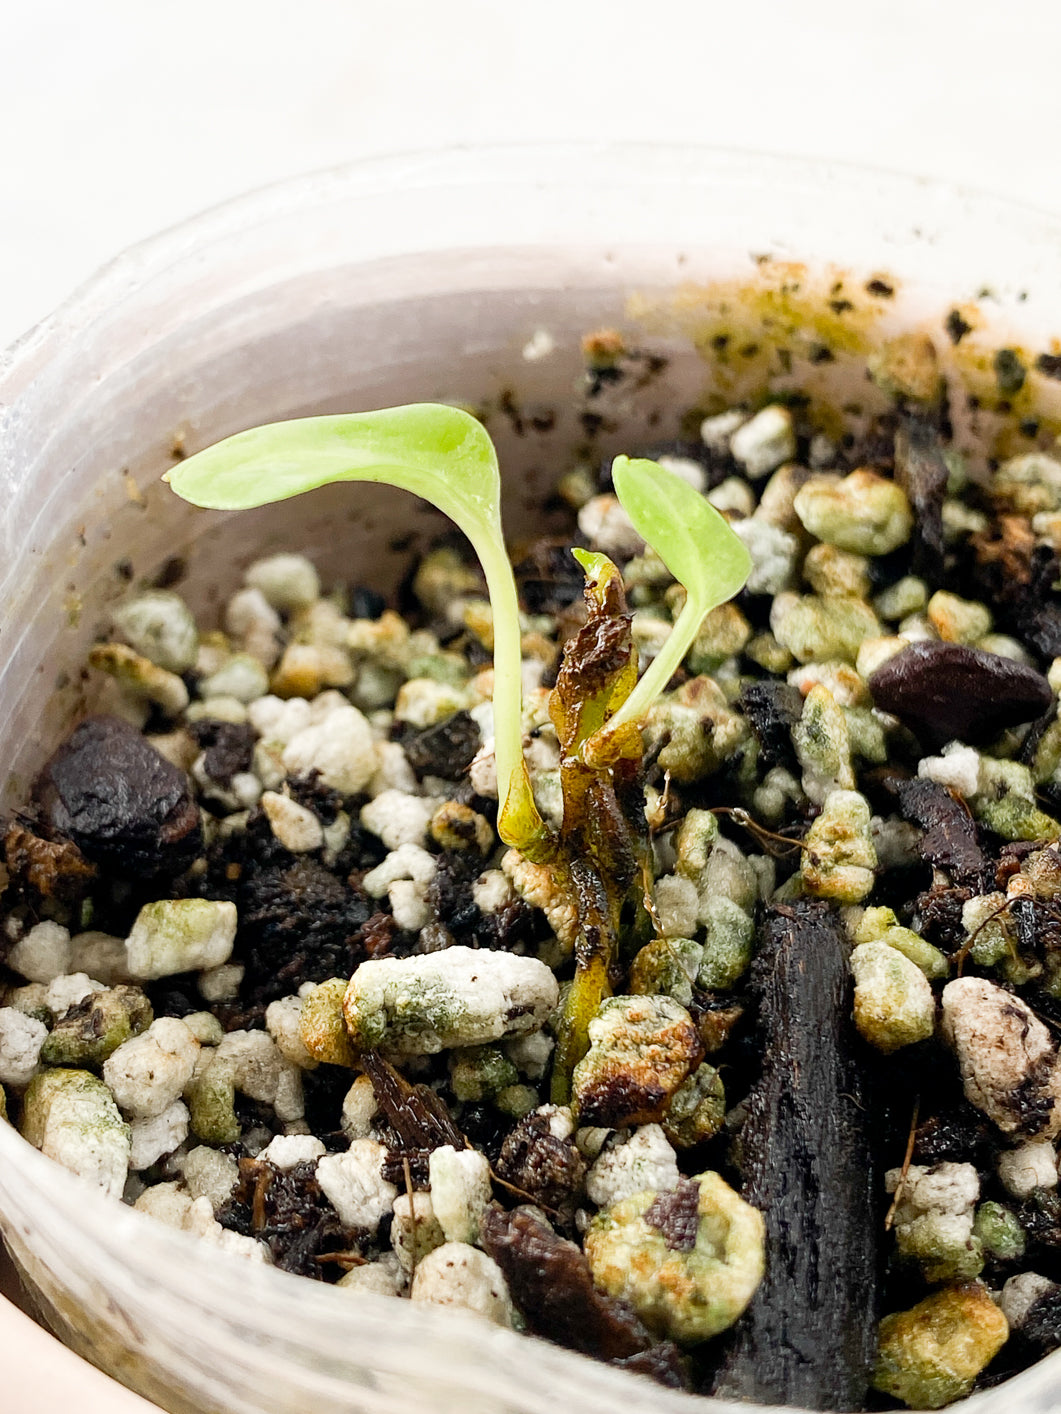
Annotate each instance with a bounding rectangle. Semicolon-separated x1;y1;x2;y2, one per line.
713;901;877;1412
33;714;201;876
479;1205;656;1363
868;640;1053;749
889;776;987;888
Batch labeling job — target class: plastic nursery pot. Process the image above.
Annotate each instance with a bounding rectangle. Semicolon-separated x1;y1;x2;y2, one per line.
4;145;1061;1414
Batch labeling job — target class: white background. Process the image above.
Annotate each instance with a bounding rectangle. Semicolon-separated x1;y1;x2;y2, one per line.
3;0;1061;351
3;0;1061;1407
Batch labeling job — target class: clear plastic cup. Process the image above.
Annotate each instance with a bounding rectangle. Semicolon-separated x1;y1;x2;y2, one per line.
1;144;1060;1414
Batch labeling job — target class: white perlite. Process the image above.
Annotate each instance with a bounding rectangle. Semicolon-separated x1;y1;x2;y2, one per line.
104;1017;200;1119
1000;1272;1058;1330
653;875;700;940
360;790;434;851
134;1183;267;1261
942;977;1061;1137
261;791;325;852
410;1243;514;1327
428;1145;493;1244
343;946;559;1055
586;1124;682;1209
5;920;72;983
998;1139;1059;1199
316;1139;397;1232
282;704;377;794
729;405;796;479
245;553;320;611
260;1134;327;1170
917;742;982;799
21;1069;130;1198
0;1008;48;1087
128;1100;190;1169
179;1145;239;1210
125;899;237;979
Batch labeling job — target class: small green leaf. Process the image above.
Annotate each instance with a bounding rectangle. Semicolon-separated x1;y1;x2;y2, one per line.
165;404;504;538
165;404;550;856
611;456;752;611
581;456;751;764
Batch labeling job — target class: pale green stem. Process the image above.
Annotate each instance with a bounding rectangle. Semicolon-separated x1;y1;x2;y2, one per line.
470;529;550;854
581;594;704;767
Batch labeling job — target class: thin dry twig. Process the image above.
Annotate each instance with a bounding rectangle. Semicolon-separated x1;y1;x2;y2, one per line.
884;1098;920;1232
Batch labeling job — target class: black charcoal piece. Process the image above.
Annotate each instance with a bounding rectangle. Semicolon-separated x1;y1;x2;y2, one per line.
713;901;877;1412
34;713;201;876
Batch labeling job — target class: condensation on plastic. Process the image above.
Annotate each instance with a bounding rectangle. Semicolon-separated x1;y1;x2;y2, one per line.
1;144;1061;1414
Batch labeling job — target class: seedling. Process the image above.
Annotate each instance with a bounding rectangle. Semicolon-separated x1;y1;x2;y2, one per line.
166;402;751;1090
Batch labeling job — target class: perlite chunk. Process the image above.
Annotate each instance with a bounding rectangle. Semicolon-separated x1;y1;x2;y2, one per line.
111;590;199;674
886;1162;983;1282
571;994;702;1127
697;899;754;990
187;1029;303;1142
872;1283;1008;1409
0;1007;48;1087
410;1242;515;1327
245;552;320;611
281;703;377;794
40;984;153;1067
423;1144;490;1246
801;789;877;904
585;1124;681;1209
21;1067;131;1197
729;405;796;479
585;1170;764;1344
851;942;935;1053
342;947;559;1056
316;1139;398;1232
942;978;1061;1137
971;756;1060;842
772;593;882;665
793;468;913;556
103;1016;200;1119
662;1062;726;1148
125;898;237;979
793;684;855;806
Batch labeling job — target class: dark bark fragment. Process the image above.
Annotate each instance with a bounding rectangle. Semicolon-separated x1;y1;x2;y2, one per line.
188;719;255;787
479;1206;655;1362
739;680;804;773
216;1158;350;1278
402;711;481;781
894;418;948;584
361;1050;465;1158
33;714;201;877
889;776;987;888
713;901;877;1412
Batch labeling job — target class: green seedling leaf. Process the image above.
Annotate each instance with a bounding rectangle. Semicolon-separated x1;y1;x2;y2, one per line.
165;404;550;856
581;455;752;765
